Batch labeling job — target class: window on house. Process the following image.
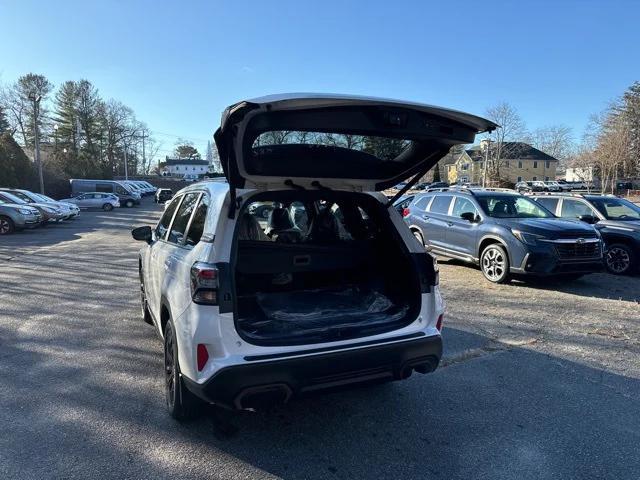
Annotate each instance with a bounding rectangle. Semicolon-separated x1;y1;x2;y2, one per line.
517;176;522;182
461;164;469;170
533;161;538;168
546;161;550;169
532;176;537;181
518;161;523;168
545;176;550;181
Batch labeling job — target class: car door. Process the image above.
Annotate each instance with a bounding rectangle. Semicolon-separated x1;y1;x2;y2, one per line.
447;196;480;257
75;193;91;208
424;195;453;249
163;192;210;318
146;195;183;320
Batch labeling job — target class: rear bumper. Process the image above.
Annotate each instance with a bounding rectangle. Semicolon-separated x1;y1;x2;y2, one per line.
183;334;442;410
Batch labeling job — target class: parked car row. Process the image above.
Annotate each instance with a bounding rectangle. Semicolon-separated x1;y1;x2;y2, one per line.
0;188;80;235
395;187;639;282
0;180;159;235
69;179;156;207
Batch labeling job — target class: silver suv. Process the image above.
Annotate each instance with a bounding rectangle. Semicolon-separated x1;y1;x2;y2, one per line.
0;198;41;234
131;94;495;418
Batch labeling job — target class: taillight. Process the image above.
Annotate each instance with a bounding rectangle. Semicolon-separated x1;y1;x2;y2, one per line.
436;313;444;331
197;344;209;371
190;262;219;305
402;207;410;217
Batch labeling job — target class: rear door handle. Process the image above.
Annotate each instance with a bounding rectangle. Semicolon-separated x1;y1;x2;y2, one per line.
421;215;430;221
447;221;454;226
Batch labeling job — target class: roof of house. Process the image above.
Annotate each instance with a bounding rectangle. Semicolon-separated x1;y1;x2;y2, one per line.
466;142;558;162
165;158;209;166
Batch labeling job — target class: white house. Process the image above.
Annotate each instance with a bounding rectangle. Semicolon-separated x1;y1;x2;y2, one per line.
162;157;209;177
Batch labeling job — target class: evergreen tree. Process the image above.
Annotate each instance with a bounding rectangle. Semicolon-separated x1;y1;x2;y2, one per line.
0;105;9;133
0;132;35;187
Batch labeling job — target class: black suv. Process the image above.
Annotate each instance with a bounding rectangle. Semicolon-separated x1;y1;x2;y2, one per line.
398;188;603;283
530;193;640;275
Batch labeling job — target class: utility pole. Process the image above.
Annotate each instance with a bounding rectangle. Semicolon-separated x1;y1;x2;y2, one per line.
123;144;129;180
29;94;44;193
482;139;490;188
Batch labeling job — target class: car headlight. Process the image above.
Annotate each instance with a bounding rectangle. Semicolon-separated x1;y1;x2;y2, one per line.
42;206;55;213
18;208;34;214
511;229;546;246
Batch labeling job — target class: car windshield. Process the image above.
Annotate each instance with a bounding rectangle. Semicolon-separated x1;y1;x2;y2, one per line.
477;194;554;218
1;192;27;204
590;198;640;221
35;193;55;202
7;191;32;202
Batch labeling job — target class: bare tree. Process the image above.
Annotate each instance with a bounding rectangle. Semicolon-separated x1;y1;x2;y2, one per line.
482;102;528;184
527;125;573;165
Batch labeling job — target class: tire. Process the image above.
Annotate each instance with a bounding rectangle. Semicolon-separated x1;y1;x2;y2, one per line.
164;318;200;420
605;243;635;275
412;229;424;246
480;243;510;283
125;199;134;208
102;203;114;211
0;216;15;235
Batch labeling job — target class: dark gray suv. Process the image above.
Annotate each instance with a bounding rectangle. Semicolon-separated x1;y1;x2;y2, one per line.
398;188;604;283
530;193;640;275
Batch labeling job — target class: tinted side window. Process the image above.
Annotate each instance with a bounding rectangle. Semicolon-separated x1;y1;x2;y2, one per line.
156;196;181;240
429;195;453;215
534;197;559;214
560;199;594;218
413;196;431;211
96;183;112;193
452;197;477;217
185;194;209;247
168;193;200;244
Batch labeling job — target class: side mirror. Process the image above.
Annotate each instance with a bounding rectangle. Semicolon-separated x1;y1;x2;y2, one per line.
460;212;477;222
131;225;153;244
578;214;598;224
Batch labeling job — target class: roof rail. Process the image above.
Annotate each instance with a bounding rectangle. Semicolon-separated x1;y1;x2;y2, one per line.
470;187;518;193
424;186;475;195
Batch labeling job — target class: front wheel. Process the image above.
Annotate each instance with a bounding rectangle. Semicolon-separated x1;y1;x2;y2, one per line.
164;318;200;420
605;243;635;275
480;244;510;283
0;216;15;235
125;199;134;208
102;203;114;211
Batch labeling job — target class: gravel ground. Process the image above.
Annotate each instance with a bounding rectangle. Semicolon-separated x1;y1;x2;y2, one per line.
0;199;639;480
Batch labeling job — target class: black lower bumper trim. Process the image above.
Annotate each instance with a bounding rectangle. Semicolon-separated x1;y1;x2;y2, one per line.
183;335;442;410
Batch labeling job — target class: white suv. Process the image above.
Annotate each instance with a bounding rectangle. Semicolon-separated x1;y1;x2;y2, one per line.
132;94;495;419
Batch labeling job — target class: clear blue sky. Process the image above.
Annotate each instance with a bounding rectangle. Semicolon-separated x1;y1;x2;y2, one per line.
1;0;639;158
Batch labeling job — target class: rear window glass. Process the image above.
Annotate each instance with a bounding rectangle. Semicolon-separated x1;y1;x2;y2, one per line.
429;195;453;214
253;131;411;161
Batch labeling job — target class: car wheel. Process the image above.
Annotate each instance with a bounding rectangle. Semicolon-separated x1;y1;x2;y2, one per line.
164;318;200;420
412;229;424;246
139;271;153;325
605;243;635;275
103;203;114;211
480;244;510;283
0;216;15;235
125;199;134;208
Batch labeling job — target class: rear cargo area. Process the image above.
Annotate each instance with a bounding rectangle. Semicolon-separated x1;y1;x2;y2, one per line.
233;191;421;346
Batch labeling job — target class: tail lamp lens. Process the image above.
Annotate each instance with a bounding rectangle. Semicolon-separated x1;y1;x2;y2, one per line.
402;207;410;217
190;262;219;305
436;313;444;331
196;344;209;371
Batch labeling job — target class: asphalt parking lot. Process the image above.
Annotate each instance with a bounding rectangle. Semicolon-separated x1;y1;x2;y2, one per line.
1;199;639;480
